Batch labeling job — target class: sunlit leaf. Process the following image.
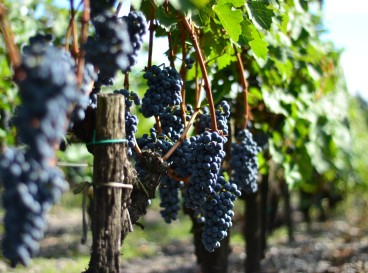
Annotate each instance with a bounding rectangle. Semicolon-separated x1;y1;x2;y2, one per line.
213;4;243;43
246;0;275;30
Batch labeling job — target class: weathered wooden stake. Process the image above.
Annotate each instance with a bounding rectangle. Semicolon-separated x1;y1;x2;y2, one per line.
85;93;131;273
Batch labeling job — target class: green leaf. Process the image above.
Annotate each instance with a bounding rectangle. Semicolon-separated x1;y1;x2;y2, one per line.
262;87;294;115
217;0;245;7
238;18;255;46
131;0;142;10
216;53;236;70
189;0;212;8
246;0;275;30
249;28;269;60
213;4;243;43
193;6;214;26
283;162;302;188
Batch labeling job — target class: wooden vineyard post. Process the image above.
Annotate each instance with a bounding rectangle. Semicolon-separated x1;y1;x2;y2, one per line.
85;93;132;273
245;190;262;273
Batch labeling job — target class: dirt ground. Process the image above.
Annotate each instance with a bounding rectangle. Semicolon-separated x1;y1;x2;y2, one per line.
119;219;368;273
1;196;368;273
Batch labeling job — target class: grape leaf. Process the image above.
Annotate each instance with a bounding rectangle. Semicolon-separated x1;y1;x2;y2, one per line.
193;5;215;26
249;28;268;60
213;4;243;43
216;53;236;70
217;0;245;8
238;18;256;46
246;0;275;30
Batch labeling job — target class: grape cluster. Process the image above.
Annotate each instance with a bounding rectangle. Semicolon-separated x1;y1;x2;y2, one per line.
16;37;77;162
0;149;68;266
0;37;75;266
196;100;230;135
71;63;97;124
140;65;182;118
185;131;227;210
168;138;193;178
156;105;193;142
85;11;132;85
90;0;117;18
201;176;241;252
122;11;147;69
22;34;53;54
159;176;183;223
185;56;195;69
230;129;261;193
113;89;140;156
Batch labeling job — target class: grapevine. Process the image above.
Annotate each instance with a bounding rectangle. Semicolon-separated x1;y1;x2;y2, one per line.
140;65;182;118
0;36;76;266
230;129;262;193
0;1;348;272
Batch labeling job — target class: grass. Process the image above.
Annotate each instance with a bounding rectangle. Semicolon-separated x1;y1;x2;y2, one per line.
121;198;193;259
4;256;90;273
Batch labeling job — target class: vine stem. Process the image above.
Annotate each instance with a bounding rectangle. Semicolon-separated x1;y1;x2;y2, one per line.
0;3;22;81
65;0;83;52
234;45;249;130
162;107;200;161
70;0;79;58
167;168;190;184
115;1;123;16
167;31;175;68
133;135;142;156
124;72;129;90
154;116;162;135
147;4;155;68
179;21;187;128
181;16;218;132
76;0;90;87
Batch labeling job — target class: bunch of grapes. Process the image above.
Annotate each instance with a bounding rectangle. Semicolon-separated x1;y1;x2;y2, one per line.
122;11;147;69
0;36;76;266
85;11;132;85
185;131;227;210
90;0;117;18
70;63;97;125
156;105;193;142
230;129;261;193
159;176;184;223
140;65;182;118
196;100;230;135
201;176;241;252
0;149;69;266
168;138;193;178
113;89;140;156
185;56;195;69
16;37;77;162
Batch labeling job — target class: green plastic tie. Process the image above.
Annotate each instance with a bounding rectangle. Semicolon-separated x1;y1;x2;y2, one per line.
87;130;128;146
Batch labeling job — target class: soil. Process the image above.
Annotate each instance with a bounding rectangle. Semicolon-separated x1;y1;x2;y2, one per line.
1;199;368;273
119;219;368;273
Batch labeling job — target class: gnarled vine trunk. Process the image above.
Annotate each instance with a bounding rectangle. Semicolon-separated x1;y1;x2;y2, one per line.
185;207;231;273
